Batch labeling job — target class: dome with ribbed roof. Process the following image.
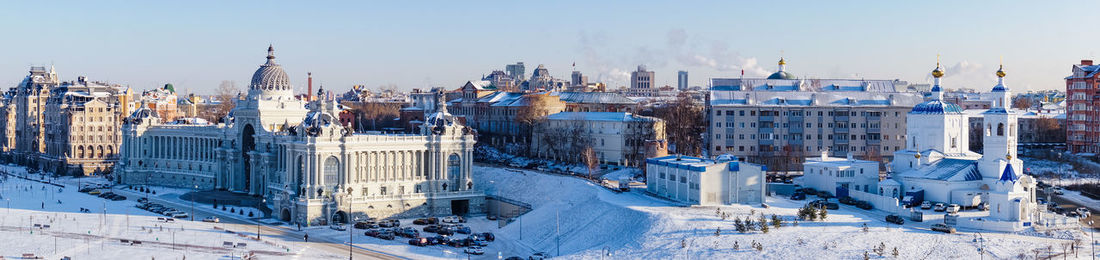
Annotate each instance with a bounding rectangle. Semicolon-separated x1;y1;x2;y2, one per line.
250;45;291;94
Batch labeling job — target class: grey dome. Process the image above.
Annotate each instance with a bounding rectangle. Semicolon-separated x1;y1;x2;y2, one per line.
250;45;291;92
767;71;795;80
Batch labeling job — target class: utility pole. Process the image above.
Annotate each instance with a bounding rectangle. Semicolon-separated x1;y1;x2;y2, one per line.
556;210;560;257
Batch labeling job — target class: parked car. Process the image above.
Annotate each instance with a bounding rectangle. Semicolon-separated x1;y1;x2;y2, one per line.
529;252;549;260
396;228;419;238
441;216;466;223
203;216;220;223
111;196;127;201
428;235;449;245
930;223;956;233
354;221;378;229
920;201;932;210
408;237;430;246
465;246;485;255
88;189;102;195
978;202;989;211
422;225;440;233
377;232;396;240
137;198;148;204
838;196;856;205
1077;207;1091;217
487;215;498;220
885;214;905;225
1052;187;1064;195
933;203;946;212
448;238;471;247
855;200;873;210
476;232;495;242
171;212;189;219
79;187;95;193
790;192;806;200
801;188;818;196
451;225;472;234
945;204;961;214
330;225;347;231
413;218;438;225
379;219;401;228
364;229;382;237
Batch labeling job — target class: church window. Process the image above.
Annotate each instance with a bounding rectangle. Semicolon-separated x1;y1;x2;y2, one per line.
997;123;1004;136
951;137;957;148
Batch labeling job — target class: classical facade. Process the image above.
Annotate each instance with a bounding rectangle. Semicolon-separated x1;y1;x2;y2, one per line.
116;46;484;225
0;67;129;176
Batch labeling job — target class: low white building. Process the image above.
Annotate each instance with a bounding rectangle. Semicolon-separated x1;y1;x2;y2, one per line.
801;151;880;196
645;155;765;205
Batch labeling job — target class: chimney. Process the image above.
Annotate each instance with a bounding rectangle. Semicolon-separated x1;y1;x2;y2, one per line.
307;72;313;101
1082;60;1094;66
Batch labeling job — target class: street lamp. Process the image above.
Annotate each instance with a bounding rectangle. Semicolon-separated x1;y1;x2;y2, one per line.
256;198;265;240
975;232;984;260
1089;220;1095;260
347;187;354;260
191;185;197;221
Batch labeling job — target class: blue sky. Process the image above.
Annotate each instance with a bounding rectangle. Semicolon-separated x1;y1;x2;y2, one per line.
0;1;1094;94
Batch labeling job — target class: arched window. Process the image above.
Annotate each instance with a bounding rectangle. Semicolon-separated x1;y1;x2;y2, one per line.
97;145;104;158
88;145;96;158
447;154;461;190
78;146;85;158
324;156;340;185
1009;123;1015;136
997;123;1004;136
986;124;991;136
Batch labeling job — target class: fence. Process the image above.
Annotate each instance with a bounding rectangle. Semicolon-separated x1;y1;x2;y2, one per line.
847;189;906;215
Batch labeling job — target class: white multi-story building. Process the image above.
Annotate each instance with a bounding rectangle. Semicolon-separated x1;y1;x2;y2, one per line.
646;155;765;205
801;151;880;196
116;46;484;225
531;112;665;167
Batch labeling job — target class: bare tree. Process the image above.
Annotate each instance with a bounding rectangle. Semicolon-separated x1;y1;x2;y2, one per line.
209;80;238;123
516;93;564;154
346;101;401;131
583;146;599;180
1012;97;1032;110
1034;117;1065;143
654;93;704;156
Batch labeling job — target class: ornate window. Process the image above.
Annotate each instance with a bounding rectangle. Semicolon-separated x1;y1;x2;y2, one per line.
324;156;339;185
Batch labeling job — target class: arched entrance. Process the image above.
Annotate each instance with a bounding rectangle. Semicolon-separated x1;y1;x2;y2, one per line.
241;124;256;192
280;208;291;222
332;211;347;224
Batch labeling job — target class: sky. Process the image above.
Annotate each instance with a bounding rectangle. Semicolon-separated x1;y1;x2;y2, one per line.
0;1;1096;95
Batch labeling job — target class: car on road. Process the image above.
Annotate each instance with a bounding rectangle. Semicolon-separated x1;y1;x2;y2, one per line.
1052;187;1064;195
1077;207;1091;217
203;216;220;223
933;203;946;212
171;212;189;219
930;223;956;234
885;214;905;225
464;246;485;255
330;225;347;231
945;204;960;214
920;201;932;210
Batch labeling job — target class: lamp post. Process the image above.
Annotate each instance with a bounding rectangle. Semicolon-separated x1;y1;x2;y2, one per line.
256;198;265;240
975;232;984;260
1089;220;1095;260
191;185;197;221
347;187;354;260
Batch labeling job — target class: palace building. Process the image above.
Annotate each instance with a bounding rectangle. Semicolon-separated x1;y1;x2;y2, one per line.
116;46;484;225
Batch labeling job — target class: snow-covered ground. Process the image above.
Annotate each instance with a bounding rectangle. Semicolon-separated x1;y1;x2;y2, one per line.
471;165;1096;259
1023;156;1100;186
0;165;342;260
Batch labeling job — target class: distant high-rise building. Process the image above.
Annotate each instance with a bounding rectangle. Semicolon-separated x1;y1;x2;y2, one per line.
631;65;654;89
677;70;688;90
506;62;526;82
571;71;588;88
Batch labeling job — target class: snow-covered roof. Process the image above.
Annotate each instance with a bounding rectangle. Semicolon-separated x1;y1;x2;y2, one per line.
710;90;922;107
909;100;963;115
898;158;982;181
550;92;637;105
646;155;758;172
545;112;659;122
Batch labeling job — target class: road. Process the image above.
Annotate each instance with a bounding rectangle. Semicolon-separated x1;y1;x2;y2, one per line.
111;186;406;260
1037;188;1100;231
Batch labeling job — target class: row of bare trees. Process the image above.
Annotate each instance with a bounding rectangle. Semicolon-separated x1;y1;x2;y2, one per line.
653;93;705;156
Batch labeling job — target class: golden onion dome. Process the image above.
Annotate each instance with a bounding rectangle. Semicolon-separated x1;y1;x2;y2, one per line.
932;66;944;78
996;65;1006;78
778;58;786;66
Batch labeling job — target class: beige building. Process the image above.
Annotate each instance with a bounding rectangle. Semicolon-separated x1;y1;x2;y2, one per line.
2;68;130;176
532;112;666;167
